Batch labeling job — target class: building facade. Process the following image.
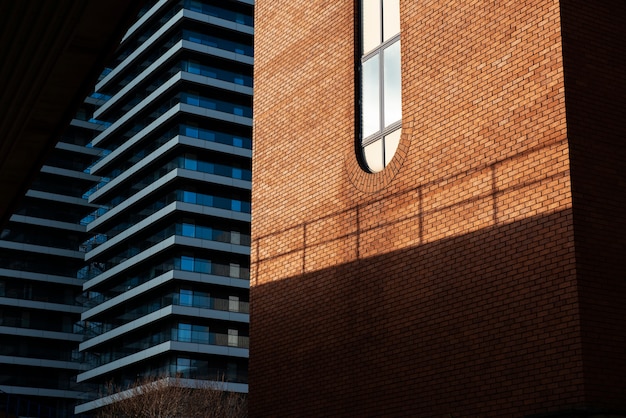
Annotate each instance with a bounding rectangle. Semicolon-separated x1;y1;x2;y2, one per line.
251;0;626;416
0;1;253;416
0;98;103;417
74;0;253;414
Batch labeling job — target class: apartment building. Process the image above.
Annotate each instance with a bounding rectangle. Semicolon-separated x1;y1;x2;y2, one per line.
0;1;253;416
75;1;253;414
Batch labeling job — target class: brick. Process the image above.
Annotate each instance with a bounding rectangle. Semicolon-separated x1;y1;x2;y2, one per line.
251;0;626;416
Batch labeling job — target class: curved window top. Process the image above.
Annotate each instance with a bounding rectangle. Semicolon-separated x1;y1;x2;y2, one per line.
360;0;402;173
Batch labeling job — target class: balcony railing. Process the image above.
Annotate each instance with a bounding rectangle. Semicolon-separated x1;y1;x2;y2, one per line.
84;332;249;368
82;296;249;337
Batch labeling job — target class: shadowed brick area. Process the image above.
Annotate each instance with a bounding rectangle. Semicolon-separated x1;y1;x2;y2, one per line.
251;0;626;416
560;0;626;409
252;210;583;417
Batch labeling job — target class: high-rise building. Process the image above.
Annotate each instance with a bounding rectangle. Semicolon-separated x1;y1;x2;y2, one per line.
73;0;253;414
0;1;252;416
251;0;626;416
0;97;103;417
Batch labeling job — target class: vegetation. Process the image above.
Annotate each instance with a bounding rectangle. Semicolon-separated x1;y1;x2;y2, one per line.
96;376;247;418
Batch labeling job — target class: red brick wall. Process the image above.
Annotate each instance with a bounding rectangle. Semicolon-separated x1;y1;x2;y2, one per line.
560;1;626;411
251;0;624;416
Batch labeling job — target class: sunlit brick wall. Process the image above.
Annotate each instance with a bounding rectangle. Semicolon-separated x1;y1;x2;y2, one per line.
251;0;626;416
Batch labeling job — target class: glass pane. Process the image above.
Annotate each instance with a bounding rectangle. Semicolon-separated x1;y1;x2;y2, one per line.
196;259;211;274
198;160;212;173
187;60;201;74
184;125;199;138
227;362;238;380
176;357;191;376
362;0;381;53
228;329;239;347
384;129;401;165
200;130;215;141
181;256;194;272
180;289;193;306
362;55;380;137
230;263;240;278
384;40;402;126
189;1;203;12
363;139;384;173
199;194;212;206
229;296;240;312
181;223;195;237
184;157;197;170
383;0;400;41
178;324;192;342
198;226;212;240
183;190;196;203
185;93;200;106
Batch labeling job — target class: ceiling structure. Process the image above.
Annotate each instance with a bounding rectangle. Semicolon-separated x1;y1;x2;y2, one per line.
0;0;144;227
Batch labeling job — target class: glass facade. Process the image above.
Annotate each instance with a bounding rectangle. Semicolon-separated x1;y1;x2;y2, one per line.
75;1;253;414
84;285;249;336
0;0;253;417
0;100;102;417
0;2;252;416
83;354;248;397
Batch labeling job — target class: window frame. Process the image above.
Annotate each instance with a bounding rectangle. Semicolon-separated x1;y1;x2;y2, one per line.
358;0;402;173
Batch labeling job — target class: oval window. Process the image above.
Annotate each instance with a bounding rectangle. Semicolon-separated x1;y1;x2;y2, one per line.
360;0;402;173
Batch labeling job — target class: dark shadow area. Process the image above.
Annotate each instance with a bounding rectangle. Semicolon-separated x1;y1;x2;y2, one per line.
0;1;145;228
249;209;612;417
561;1;626;408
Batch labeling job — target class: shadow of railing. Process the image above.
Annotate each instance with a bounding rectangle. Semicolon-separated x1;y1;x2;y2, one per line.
254;136;571;281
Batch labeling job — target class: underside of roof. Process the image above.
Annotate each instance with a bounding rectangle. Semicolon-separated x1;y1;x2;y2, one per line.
0;0;145;227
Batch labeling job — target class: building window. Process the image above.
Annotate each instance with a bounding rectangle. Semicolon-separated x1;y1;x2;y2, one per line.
360;0;401;173
176;357;191;377
177;323;192;342
180;289;193;306
228;329;239;347
229;295;240;312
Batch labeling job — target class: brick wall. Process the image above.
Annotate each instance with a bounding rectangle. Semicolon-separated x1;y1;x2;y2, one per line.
251;0;626;416
560;1;626;411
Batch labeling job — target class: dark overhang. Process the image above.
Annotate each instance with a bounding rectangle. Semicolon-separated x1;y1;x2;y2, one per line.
0;0;145;227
